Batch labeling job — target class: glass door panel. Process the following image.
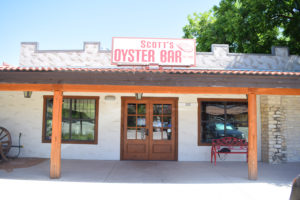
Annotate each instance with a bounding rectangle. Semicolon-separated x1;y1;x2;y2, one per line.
123;98;177;161
127;103;147;140
152;104;172;141
153;128;162;140
127;128;136;140
137;128;147;139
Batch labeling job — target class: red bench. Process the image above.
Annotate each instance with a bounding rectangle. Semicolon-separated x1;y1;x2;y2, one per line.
211;137;248;165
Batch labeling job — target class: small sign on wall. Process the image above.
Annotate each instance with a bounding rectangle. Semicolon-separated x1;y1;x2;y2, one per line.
111;37;196;66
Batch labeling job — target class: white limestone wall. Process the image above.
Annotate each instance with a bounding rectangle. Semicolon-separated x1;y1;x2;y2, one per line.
19;42;300;71
0;92;261;161
260;95;300;163
281;96;300;162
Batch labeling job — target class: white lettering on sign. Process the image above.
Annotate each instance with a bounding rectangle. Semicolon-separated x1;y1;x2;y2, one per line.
111;37;196;66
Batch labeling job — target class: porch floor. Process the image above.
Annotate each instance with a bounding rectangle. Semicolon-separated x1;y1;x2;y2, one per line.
1;159;299;200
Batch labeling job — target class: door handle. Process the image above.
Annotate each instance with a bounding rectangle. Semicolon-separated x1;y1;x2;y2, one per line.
145;129;149;136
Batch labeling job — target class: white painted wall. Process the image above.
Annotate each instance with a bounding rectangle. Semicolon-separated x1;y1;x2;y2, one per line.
0;91;261;161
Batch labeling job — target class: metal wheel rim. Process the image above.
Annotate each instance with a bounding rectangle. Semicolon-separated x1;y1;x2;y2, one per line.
0;127;12;155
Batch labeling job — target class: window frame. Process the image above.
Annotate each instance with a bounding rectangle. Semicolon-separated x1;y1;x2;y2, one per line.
42;95;99;144
197;98;248;146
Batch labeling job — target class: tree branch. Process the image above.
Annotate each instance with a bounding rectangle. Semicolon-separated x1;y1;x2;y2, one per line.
275;14;293;20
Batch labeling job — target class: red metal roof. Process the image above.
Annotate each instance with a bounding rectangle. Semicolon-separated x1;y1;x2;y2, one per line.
1;64;300;76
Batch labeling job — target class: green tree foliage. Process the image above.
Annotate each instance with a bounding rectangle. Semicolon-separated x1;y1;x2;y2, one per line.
183;0;300;54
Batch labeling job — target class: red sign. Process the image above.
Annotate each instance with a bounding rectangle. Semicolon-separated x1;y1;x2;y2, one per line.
111;37;196;66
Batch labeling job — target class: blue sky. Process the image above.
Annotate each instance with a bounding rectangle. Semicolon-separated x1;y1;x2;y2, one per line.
0;0;220;65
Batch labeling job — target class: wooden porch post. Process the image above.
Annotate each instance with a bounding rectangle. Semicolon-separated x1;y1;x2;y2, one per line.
248;93;258;180
50;90;63;178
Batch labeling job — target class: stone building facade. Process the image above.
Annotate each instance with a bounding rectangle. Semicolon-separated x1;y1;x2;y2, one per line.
1;41;300;164
20;42;300;71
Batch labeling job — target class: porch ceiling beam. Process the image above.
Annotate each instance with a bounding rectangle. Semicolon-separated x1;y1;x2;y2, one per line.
1;83;300;95
1;71;300;88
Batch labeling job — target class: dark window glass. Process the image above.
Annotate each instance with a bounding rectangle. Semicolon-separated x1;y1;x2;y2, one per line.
153;104;162;115
163;116;172;128
127;104;136;114
45;119;52;140
127;116;136;127
163;104;172;115
137;104;146;114
44;97;97;143
200;101;248;144
46;99;53;118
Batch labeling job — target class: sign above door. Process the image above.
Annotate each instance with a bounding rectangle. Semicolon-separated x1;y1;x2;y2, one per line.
111;37;196;67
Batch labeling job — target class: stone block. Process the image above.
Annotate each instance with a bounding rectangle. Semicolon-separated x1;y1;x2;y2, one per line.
269;124;276;128
274;144;282;148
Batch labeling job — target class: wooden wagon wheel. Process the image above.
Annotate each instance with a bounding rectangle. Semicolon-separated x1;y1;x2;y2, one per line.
0;127;12;161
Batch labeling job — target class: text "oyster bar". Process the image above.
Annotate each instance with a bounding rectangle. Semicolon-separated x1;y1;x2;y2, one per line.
111;37;196;66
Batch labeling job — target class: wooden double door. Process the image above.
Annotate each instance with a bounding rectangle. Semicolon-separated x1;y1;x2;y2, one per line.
121;97;178;160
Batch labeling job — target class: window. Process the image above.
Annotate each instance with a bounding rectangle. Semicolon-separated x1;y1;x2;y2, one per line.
198;99;248;146
42;96;99;144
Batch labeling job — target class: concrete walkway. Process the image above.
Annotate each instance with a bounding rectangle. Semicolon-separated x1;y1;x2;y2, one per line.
1;159;299;200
